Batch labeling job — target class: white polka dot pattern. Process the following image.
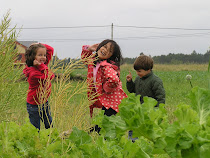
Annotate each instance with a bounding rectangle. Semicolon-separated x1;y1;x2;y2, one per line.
81;45;127;116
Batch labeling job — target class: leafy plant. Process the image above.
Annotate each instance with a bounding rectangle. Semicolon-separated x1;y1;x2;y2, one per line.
93;88;210;158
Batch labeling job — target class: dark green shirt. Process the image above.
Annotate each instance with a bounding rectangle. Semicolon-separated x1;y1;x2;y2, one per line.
126;71;165;106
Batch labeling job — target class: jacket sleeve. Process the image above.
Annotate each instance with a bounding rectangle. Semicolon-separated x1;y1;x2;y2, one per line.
126;79;136;93
23;66;30;77
30;63;54;80
102;65;120;93
42;43;54;65
152;78;165;106
81;45;93;65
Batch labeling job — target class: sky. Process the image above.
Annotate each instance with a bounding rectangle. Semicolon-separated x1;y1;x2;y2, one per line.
1;0;210;59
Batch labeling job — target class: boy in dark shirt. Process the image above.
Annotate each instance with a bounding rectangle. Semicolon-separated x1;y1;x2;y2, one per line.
126;55;165;142
126;55;165;106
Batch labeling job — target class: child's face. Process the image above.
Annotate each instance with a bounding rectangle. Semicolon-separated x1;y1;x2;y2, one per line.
136;69;151;78
35;48;47;64
97;42;113;60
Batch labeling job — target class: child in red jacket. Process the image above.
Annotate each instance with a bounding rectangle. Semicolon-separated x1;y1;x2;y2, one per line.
23;43;54;130
81;39;127;133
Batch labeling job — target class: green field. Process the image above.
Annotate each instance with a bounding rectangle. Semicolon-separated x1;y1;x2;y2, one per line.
0;65;209;158
3;64;209;131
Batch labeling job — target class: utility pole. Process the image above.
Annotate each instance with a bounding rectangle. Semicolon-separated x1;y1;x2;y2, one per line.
111;23;113;40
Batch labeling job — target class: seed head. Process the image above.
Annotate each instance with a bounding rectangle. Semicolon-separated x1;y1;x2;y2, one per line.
186;74;192;80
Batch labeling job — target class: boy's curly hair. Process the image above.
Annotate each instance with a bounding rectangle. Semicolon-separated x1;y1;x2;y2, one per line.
25;44;46;67
134;55;153;71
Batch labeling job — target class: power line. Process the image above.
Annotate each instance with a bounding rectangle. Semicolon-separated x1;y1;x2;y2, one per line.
9;25;210;31
114;32;210;40
15;24;210;42
18;38;106;41
10;25;110;29
18;31;210;42
115;25;210;31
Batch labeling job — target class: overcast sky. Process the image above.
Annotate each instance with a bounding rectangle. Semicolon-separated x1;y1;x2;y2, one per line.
1;0;210;59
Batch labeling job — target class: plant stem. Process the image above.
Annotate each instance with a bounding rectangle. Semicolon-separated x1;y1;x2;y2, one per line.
190;81;193;88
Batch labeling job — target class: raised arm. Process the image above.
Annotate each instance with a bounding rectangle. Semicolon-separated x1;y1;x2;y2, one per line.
126;78;136;93
81;44;99;64
81;45;92;60
42;43;54;65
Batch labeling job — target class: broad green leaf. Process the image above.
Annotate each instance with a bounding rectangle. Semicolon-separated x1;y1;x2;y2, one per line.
178;130;193;149
181;145;199;158
164;137;179;158
174;104;199;124
200;143;210;158
165;124;178;138
122;140;150;158
154;137;167;150
142;96;158;111
188;87;210;127
69;127;92;147
181;123;200;137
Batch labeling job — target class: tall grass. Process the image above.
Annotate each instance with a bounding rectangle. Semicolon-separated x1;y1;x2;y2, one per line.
48;58;91;133
208;59;210;89
0;11;25;122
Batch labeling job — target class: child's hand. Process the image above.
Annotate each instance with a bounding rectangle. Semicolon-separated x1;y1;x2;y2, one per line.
88;43;99;52
126;71;132;82
33;59;41;66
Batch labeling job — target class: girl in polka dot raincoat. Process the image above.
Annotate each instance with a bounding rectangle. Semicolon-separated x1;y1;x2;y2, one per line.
81;39;127;122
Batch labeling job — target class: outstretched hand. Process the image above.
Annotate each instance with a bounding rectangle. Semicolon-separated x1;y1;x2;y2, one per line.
126;71;132;82
33;59;41;66
88;43;99;52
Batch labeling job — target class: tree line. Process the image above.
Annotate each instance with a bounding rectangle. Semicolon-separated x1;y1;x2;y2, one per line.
123;50;210;64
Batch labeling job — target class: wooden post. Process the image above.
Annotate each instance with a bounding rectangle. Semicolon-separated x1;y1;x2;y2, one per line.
111;23;113;40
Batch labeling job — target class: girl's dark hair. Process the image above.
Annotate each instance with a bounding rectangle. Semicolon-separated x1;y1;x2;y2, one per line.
134;55;153;71
25;44;46;67
95;39;123;67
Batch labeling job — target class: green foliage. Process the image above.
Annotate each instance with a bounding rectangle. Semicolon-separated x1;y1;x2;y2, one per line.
3;86;209;157
0;57;209;157
188;87;210;127
153;51;210;64
123;51;210;64
92;88;210;158
69;127;92;147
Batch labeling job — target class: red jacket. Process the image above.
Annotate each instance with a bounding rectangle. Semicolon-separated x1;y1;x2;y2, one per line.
23;44;54;105
81;45;127;117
